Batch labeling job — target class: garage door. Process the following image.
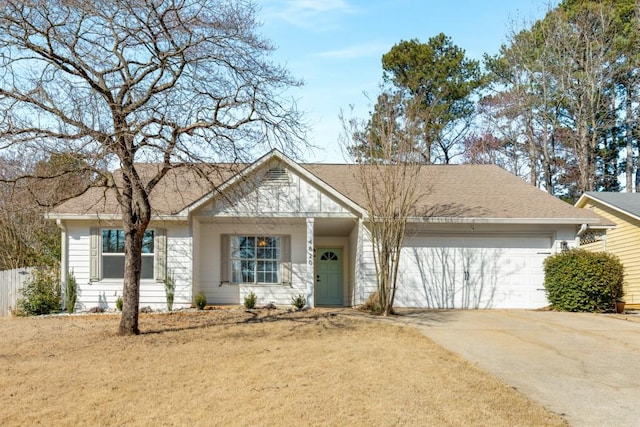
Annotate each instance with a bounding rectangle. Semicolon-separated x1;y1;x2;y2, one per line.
395;234;552;309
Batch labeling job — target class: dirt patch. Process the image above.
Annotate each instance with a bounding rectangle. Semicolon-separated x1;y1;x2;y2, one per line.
0;309;565;426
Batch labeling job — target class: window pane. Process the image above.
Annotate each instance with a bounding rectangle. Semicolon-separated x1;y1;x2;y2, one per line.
230;236;281;283
103;229;154;254
142;231;154;254
103;230;125;253
256;236;279;260
232;236;255;259
103;255;125;278
257;261;278;283
232;260;255;283
141;255;154;279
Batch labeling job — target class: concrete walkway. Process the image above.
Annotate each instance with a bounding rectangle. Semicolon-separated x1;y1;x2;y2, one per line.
391;310;640;427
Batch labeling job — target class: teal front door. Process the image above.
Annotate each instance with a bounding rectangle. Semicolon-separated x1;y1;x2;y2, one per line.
316;248;342;305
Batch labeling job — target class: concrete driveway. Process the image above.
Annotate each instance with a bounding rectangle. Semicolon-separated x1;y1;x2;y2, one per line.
392;310;640;427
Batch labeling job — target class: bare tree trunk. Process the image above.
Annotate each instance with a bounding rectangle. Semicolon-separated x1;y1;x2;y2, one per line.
117;163;152;335
626;81;635;192
120;227;143;335
526;116;538;187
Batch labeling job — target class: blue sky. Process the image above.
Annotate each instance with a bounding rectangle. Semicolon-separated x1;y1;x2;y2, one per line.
260;0;558;163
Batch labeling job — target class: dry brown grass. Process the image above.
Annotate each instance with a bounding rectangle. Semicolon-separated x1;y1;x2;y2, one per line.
0;309;565;426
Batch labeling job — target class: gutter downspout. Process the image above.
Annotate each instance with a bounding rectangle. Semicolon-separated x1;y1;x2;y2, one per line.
575;223;588;248
56;219;68;308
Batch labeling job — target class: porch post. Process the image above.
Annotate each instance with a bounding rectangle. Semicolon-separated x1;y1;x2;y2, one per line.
305;217;315;308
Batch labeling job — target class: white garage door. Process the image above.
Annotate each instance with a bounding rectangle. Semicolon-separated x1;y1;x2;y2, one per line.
396;234;552;309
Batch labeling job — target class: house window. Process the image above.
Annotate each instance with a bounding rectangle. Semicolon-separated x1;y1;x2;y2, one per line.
102;229;155;279
231;236;280;283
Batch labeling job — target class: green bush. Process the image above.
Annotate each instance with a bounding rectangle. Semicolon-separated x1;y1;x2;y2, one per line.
65;271;77;313
291;294;306;311
244;291;257;309
544;249;624;312
164;270;175;311
16;267;61;316
195;292;207;310
115;296;123;311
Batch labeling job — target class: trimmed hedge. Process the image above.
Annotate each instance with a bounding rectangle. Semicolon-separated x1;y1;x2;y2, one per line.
544;249;624;312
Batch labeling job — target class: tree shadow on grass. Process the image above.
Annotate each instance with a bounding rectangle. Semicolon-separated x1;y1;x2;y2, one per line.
350;308;462;329
139;308;356;335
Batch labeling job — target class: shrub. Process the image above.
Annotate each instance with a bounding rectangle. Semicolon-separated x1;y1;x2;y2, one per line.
195;292;207;310
115;296;123;311
16;267;61;316
544;249;624;312
164;270;175;311
65;270;77;313
360;291;382;314
291;294;306;311
244;291;257;309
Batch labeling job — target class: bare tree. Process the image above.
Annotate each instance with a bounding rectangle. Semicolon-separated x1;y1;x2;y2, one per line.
0;153;73;270
342;91;424;316
0;0;305;334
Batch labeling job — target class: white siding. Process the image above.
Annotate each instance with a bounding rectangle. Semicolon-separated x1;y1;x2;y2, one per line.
166;225;193;308
353;223;578;309
353;222;377;306
66;221;192;311
196;221;308;307
347;222;359;306
202;168;352;217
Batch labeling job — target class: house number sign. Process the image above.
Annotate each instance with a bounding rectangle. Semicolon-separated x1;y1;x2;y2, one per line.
305;218;315;308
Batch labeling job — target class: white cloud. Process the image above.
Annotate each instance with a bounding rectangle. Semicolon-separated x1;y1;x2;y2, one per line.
262;0;358;31
314;41;390;59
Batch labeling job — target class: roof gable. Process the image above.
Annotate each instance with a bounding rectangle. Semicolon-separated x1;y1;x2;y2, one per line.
191;153;363;218
576;192;640;222
183;150;365;217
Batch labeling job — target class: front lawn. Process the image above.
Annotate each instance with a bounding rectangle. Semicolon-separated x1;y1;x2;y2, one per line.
0;309;565;426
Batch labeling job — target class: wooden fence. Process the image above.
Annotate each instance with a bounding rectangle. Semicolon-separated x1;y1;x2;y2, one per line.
0;267;33;316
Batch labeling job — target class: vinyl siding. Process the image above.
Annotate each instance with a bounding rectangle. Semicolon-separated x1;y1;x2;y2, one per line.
581;202;640;306
201;166;352;217
354;223;377;305
353;223;576;309
196;221;308;306
66;221;192;311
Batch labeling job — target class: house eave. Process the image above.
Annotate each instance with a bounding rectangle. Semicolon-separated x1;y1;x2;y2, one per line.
575;193;640;223
45;213;189;222
195;211;357;219
406;217;609;225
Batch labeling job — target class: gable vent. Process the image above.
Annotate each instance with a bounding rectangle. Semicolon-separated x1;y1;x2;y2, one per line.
264;167;289;183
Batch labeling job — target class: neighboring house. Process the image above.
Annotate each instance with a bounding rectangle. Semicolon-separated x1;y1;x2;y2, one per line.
575;192;640;308
48;150;607;311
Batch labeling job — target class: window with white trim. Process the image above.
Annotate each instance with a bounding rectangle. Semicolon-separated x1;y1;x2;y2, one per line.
102;229;155;279
230;236;281;284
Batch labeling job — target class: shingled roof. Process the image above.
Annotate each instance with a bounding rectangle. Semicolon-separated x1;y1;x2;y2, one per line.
304;163;608;223
49;154;608;225
577;192;640;220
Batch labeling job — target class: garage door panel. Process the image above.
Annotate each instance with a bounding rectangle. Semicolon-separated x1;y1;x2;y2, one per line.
397;235;552;309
